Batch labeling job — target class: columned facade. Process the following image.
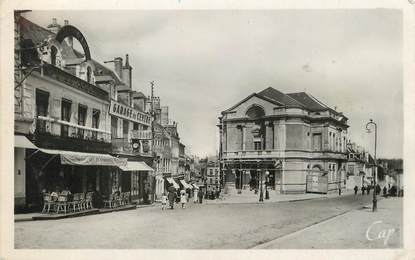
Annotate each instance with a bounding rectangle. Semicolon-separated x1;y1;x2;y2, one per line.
218;87;348;194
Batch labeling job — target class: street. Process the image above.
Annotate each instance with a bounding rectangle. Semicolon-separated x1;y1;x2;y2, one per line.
14;194;401;249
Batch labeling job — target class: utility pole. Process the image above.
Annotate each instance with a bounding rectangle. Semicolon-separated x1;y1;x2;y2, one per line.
150;81;155;203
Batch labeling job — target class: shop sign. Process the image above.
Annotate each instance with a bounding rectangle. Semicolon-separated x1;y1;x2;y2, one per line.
109;100;151;126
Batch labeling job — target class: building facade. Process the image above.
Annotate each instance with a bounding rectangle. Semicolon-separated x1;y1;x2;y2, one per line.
218;87;349;194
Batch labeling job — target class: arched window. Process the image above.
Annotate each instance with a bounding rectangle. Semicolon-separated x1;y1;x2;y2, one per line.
246;105;265;119
86;66;92;83
51;46;58;66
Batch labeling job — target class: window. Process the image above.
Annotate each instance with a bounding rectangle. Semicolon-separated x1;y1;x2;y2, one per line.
210;169;213;176
123;120;129;140
61;99;72;137
111;116;118;138
86;66;92;83
254;141;262;151
133;122;139;130
92;109;100;140
246;105;265;119
35;89;49;133
51;46;57;66
312;133;322;151
78;104;87;138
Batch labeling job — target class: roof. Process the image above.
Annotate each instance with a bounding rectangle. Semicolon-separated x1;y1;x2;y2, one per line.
287;92;328;111
19;16;122;85
258;87;305;108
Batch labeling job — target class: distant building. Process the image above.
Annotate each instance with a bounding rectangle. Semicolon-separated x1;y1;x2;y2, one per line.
218;87;349;194
206;161;220;194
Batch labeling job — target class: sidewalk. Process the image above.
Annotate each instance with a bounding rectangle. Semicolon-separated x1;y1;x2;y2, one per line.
204;189;354;205
254;197;402;249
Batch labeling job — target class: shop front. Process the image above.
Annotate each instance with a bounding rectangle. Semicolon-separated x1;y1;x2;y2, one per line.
21;145;127;212
118;161;154;204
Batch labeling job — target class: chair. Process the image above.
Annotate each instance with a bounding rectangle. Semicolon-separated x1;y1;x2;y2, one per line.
103;194;115;209
69;193;81;212
56;195;69;214
79;192;86;210
85;192;94;209
114;193;122;207
41;193;55;213
123;192;130;205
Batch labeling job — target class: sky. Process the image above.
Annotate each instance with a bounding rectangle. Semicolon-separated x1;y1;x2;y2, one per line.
24;9;403;158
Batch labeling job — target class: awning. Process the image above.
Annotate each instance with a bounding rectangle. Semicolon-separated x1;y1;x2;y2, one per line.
118;161;154;172
39;148;127;167
192;183;200;189
166;178;180;189
14;135;37;149
180;180;193;189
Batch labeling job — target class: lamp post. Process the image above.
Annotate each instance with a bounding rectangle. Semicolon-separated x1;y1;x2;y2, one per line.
259;162;264;202
366;119;378;212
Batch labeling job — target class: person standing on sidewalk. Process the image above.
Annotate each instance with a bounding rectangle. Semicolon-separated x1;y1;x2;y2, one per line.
361;185;365;195
161;193;167;211
180;190;187;209
193;189;198;203
168;189;177;210
354;186;358;196
198;189;204;204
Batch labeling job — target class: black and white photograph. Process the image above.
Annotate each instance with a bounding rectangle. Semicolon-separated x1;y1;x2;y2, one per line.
1;0;414;259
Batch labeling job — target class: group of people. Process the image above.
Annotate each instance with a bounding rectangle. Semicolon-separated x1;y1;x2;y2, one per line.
353;184;400;197
161;187;205;210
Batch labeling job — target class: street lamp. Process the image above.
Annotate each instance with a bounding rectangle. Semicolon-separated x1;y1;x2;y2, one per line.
366;119;378;212
259;161;264;202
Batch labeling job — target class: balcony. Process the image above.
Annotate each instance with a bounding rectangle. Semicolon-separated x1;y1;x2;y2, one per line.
131;130;152;140
34;116;112;153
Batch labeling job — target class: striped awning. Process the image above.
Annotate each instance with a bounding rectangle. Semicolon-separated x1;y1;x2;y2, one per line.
180;180;193;189
166;178;180;189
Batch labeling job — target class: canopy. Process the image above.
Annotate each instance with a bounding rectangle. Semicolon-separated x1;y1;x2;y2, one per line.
15;135;37;149
180;180;193;189
118;161;154;172
39;148;127;167
166;178;180;189
192;183;200;189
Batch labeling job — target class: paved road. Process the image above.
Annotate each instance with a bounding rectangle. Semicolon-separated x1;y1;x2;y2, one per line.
255;197;402;249
15;194;381;249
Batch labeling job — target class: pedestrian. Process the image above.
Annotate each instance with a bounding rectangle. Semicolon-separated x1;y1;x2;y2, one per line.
161;192;167;210
180;190;187;209
361;185;365;195
168;189;177;210
376;184;381;195
193;189;198;203
354;185;358;196
367;186;370;195
383;186;387;197
198;189;204;204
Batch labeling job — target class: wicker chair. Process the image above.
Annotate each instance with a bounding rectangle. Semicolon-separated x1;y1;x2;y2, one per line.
55;194;69;214
41;193;55;213
103;194;115;209
69;193;81;212
85;192;94;209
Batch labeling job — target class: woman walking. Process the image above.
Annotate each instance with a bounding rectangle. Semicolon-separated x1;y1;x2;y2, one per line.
180;190;187;209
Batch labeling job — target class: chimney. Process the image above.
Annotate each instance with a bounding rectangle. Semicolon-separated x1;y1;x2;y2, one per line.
113;57;123;80
47;18;61;34
122;54;132;89
63;20;73;48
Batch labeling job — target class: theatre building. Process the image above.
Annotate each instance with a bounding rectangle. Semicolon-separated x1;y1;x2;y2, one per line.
14;14;129;212
218;87;349;194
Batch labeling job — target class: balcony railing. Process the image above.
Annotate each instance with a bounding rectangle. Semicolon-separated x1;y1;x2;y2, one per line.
36;116;111;142
131;130;152;140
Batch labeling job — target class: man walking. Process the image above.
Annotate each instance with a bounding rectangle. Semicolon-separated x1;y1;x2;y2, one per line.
168;189;177;210
198;189;204;204
354;185;358;196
